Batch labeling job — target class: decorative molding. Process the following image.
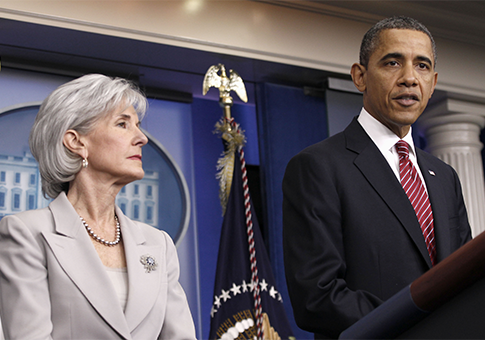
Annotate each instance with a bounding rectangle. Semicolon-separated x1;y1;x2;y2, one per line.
0;6;350;74
258;0;485;48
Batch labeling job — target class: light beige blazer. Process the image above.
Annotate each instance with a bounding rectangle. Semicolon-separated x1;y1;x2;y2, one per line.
0;192;196;340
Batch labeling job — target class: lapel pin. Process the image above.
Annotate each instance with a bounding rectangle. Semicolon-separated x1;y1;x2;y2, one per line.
140;254;158;273
429;170;436;176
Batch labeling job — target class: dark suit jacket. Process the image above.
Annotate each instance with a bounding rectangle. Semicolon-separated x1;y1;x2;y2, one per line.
282;117;471;339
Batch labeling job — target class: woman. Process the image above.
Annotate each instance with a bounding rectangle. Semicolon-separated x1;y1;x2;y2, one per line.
0;74;196;339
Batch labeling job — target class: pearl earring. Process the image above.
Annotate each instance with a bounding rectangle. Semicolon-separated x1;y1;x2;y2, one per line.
82;158;88;168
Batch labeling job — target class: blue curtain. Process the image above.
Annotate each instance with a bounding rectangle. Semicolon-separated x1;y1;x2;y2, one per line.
256;82;329;338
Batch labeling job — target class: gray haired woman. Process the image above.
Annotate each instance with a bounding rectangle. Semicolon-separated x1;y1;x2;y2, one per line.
0;74;196;339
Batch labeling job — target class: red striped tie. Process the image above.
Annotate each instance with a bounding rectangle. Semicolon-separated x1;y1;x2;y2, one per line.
396;140;436;266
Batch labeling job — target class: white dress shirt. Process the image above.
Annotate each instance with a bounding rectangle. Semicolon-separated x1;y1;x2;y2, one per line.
357;108;428;191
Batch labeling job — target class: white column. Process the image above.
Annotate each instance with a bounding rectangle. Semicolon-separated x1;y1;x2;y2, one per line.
418;98;485;237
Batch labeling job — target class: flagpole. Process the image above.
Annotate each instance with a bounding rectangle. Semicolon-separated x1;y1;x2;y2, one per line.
203;64;265;339
204;64;293;340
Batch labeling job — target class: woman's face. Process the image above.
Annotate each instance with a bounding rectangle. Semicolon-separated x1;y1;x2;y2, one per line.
83;104;148;186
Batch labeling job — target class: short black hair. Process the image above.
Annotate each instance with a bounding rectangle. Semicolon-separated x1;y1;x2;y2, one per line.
359;16;437;68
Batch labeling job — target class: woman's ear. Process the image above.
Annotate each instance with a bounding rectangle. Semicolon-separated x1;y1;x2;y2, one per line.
350;63;367;93
63;129;87;158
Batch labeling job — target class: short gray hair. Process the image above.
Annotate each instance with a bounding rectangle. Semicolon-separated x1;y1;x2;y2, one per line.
29;74;147;199
359;16;437;68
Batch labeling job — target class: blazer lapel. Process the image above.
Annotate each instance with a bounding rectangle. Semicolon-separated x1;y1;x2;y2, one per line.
41;193;132;339
345;119;433;268
117;207;163;333
417;150;451;262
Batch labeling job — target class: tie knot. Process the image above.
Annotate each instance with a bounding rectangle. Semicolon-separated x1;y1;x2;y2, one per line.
396;140;410;157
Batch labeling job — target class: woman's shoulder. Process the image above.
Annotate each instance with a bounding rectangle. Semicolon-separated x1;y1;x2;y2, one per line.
129;219;175;245
0;207;54;241
0;207;52;227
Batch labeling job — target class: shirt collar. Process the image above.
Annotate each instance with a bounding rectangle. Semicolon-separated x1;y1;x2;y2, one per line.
357;107;416;157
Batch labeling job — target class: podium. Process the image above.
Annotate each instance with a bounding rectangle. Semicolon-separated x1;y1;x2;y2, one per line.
339;231;485;339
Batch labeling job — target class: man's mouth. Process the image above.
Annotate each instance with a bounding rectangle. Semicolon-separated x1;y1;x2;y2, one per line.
394;93;419;106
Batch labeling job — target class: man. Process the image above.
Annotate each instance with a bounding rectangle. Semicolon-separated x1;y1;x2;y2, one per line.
282;16;471;339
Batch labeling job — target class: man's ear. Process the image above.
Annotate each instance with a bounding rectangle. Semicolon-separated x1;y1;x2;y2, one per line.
429;71;438;99
350;63;367;93
63;129;87;158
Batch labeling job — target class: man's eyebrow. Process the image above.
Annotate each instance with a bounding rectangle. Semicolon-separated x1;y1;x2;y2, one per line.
417;55;433;66
379;52;403;62
379;53;433;66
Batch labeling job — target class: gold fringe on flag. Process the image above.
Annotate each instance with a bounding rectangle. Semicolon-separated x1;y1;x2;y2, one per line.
214;118;246;215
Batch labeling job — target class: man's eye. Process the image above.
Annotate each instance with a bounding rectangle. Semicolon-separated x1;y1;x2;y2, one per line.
418;63;429;69
118;122;126;128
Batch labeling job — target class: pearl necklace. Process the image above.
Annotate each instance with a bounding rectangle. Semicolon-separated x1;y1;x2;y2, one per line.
80;214;121;246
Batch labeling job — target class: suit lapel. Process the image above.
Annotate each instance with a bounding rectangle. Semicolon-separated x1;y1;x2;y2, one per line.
417;150;451;262
117;207;163;333
41;193;132;339
345;119;432;268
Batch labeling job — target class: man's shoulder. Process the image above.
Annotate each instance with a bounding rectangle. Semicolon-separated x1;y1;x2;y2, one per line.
294;119;365;159
416;147;453;169
299;130;347;155
287;118;370;170
416;147;460;181
286;131;351;176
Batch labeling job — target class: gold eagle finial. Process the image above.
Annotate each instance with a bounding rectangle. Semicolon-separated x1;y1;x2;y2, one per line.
203;63;248;108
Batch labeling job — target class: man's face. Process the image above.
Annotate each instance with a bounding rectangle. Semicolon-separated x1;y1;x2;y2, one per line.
352;29;438;138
